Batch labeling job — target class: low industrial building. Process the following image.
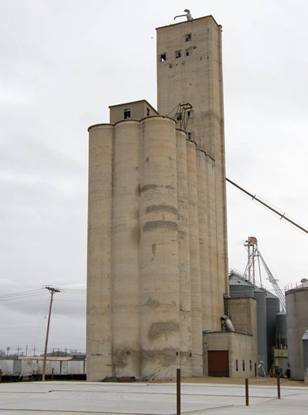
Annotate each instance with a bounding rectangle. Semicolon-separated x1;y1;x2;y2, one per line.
204;294;257;377
0;355;86;378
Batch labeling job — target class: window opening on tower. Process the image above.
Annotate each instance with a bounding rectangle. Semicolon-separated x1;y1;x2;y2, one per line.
175;50;182;58
185;33;192;41
124;108;131;119
160;53;166;62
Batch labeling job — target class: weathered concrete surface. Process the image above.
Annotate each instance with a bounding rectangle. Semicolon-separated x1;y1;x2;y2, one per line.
0;381;307;414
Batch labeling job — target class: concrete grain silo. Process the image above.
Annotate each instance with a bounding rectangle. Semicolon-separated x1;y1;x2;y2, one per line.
286;282;308;380
139;116;180;379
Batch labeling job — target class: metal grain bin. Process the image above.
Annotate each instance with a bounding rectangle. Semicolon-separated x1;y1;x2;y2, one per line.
276;313;287;348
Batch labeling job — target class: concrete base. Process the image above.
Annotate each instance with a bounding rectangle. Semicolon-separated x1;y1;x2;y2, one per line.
0;381;307;414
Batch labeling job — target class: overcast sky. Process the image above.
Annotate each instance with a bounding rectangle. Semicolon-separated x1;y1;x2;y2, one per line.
0;0;307;354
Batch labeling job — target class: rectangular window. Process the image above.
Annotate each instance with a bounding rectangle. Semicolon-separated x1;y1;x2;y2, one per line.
185;33;192;41
185;49;190;56
236;360;238;371
147;107;150;116
250;360;252;371
242;360;245;371
175;50;181;58
124;108;131;119
160;53;166;62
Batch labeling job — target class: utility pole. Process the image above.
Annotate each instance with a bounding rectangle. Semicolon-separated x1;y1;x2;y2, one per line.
42;286;60;381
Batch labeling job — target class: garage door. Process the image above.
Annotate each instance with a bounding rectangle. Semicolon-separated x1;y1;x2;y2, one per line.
208;351;229;377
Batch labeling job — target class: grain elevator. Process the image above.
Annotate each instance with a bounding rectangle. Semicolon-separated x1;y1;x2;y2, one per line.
86;14;243;381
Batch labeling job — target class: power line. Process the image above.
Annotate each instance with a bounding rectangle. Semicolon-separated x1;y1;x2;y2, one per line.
0;288;44;300
226;177;308;234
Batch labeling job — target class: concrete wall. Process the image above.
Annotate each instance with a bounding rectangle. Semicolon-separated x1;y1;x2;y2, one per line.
204;332;257;378
286;287;308;380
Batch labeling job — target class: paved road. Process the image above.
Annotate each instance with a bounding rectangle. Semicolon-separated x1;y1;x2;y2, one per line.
0;381;307;414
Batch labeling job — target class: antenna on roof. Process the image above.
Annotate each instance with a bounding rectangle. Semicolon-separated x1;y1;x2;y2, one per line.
174;9;193;22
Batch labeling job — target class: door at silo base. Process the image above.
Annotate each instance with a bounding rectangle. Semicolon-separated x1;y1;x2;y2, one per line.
208;351;229;377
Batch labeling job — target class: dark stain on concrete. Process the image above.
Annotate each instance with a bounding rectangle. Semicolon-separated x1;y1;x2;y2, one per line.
140;184;158;193
139;184;175;193
131;226;140;245
146;205;178;215
143;220;177;232
113;350;128;368
148;321;179;340
141;348;177;367
145;297;160;308
113;349;139;369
